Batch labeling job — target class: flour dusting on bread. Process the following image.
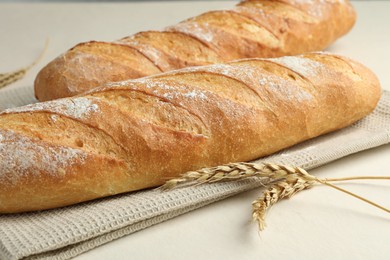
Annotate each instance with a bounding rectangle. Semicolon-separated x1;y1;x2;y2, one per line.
269;56;324;78
118;38;170;71
168;22;215;43
1;97;100;120
0;129;86;184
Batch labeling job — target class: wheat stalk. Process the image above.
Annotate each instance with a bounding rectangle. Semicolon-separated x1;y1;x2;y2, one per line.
0;39;49;90
161;162;390;231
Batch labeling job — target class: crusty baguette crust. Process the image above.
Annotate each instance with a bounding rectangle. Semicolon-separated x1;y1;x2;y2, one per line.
0;53;381;213
34;0;356;101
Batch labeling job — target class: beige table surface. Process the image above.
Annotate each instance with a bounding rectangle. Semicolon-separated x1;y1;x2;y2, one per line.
1;1;389;259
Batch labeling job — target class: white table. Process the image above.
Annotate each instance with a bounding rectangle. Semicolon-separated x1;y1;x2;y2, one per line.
1;1;389;259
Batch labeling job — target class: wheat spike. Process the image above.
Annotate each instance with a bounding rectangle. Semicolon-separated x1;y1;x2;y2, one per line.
252;176;314;230
161;162;308;190
0;70;28;90
0;39;49;90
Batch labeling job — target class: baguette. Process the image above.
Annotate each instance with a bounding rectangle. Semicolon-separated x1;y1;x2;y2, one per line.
0;53;381;213
34;0;356;101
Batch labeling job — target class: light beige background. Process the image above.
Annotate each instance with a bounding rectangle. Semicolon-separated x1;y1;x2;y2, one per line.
0;1;389;259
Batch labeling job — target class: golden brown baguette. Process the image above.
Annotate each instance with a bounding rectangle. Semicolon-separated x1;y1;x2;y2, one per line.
0;53;381;213
34;0;356;101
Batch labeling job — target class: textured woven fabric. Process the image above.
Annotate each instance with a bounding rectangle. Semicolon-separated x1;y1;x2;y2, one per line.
0;86;389;260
